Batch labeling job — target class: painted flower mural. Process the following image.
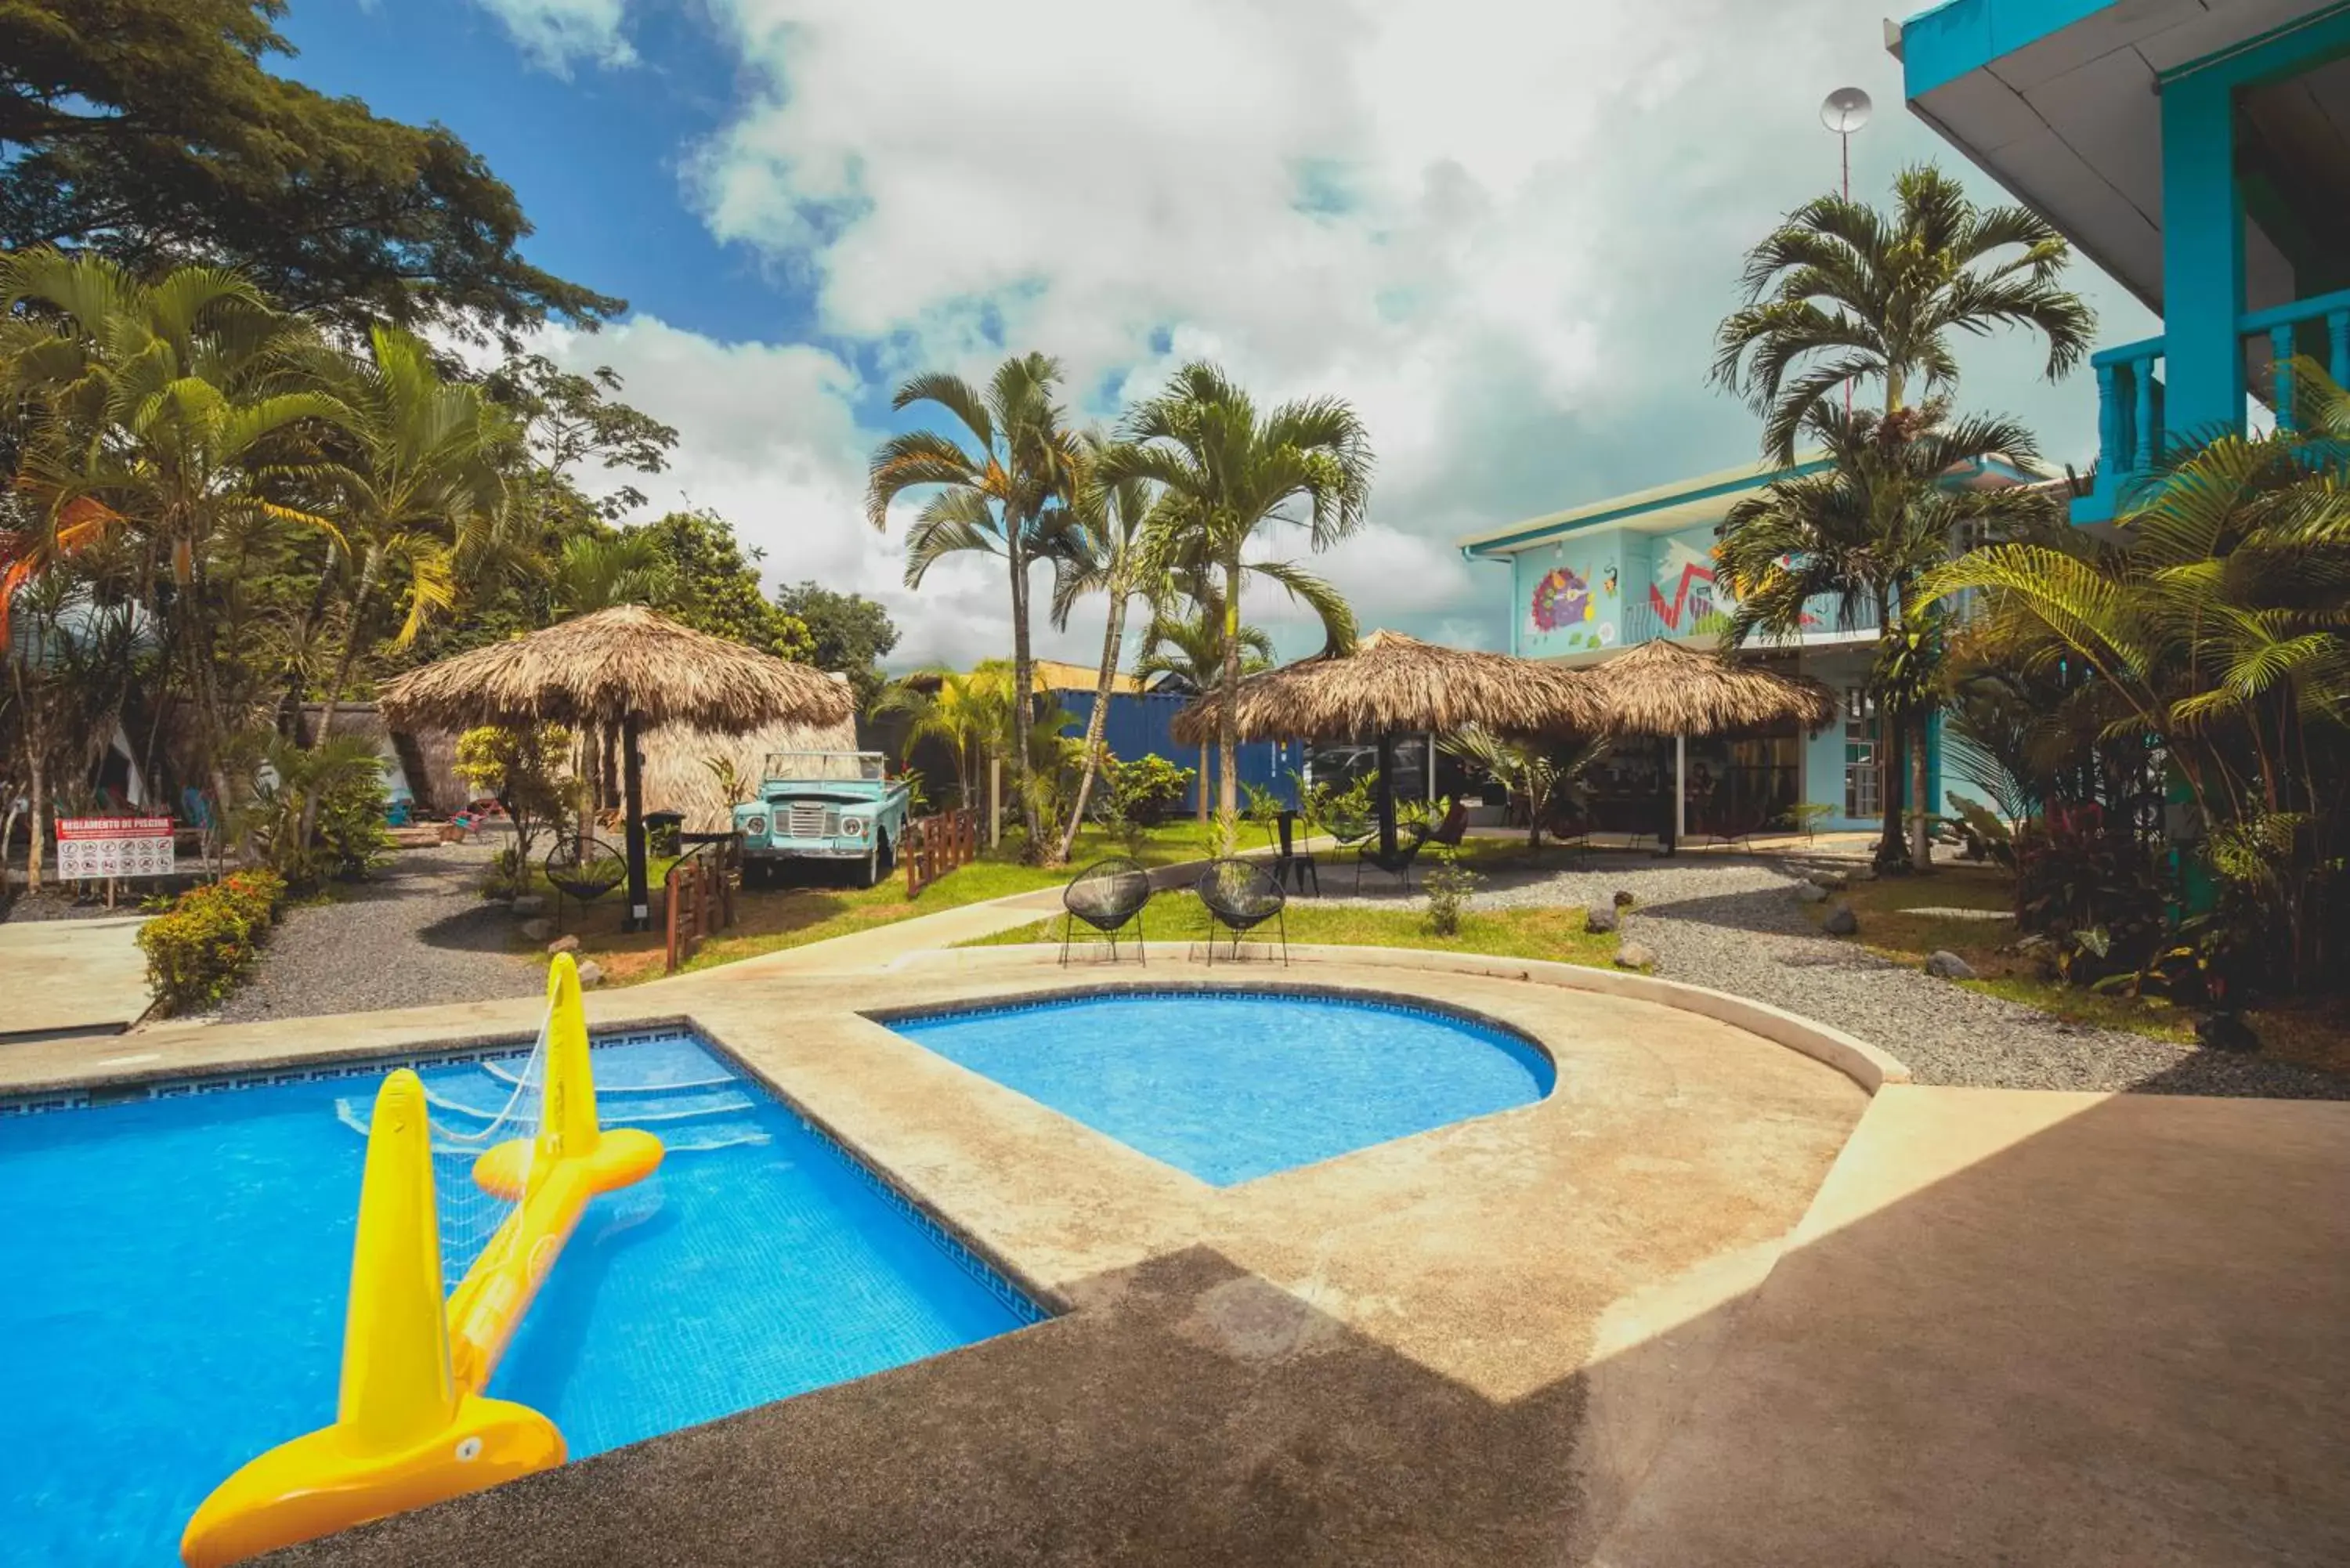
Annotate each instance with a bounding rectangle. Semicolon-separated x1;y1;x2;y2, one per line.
1531;565;1592;630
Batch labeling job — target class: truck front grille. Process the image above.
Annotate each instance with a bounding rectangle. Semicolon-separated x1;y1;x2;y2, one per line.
784;804;840;838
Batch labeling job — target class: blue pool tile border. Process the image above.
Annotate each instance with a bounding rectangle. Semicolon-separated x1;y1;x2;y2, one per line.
0;1024;1052;1328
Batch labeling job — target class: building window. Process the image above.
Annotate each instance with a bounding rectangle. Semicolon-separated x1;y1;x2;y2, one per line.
1843;687;1878;819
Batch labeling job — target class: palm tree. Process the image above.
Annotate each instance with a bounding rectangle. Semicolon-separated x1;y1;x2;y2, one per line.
551;529;677;616
1047;433;1163;862
0;251;345;804
1919;386;2350;986
303;325;519;739
1712;164;2095;464
1104;362;1372;817
1441;727;1608;855
866;353;1080;854
1717;396;2058;869
875;665;1009;815
1133;592;1274;824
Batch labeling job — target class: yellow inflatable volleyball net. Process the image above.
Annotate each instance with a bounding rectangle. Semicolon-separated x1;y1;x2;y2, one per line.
181;955;663;1568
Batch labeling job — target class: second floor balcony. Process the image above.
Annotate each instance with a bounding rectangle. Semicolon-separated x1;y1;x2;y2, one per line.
2077;286;2350;526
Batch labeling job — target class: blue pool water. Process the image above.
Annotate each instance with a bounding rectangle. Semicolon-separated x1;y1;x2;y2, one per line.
888;990;1554;1186
0;1034;1036;1566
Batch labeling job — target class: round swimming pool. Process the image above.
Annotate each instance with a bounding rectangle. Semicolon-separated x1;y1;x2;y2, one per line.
884;987;1556;1186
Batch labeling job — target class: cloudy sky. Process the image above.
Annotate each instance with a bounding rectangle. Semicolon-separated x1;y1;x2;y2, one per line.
293;0;2155;670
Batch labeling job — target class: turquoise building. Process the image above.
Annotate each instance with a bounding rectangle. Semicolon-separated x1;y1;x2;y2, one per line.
1897;0;2350;522
1456;458;2044;838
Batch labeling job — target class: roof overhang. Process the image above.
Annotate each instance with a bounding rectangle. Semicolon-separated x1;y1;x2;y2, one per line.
1895;0;2343;315
1456;457;1830;558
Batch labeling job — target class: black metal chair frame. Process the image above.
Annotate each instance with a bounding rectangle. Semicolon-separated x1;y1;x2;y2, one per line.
1060;856;1152;966
1354;821;1431;893
1271;810;1320;896
544;834;628;932
1196;858;1288;966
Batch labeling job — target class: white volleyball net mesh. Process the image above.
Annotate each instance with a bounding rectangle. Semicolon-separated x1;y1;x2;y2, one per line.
425;1021;550;1289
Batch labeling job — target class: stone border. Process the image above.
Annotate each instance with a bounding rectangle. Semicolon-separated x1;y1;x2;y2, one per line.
894;943;1911;1093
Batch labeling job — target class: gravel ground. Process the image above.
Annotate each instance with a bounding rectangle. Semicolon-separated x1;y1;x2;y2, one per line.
213;840;542;1024
1325;852;2349;1099
2;883;146;922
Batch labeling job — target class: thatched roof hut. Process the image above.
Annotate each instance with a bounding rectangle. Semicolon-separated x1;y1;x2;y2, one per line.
1170;630;1602;747
645;711;858;833
1578;638;1835;738
374;605;851;734
377;605;855;928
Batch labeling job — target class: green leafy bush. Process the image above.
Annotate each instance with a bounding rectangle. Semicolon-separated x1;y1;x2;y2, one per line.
1104;753;1195;829
136;869;287;1015
1422;845;1480;937
244;735;396;889
2012;804;2165;985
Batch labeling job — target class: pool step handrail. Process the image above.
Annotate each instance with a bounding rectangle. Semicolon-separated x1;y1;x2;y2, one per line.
180;956;663;1568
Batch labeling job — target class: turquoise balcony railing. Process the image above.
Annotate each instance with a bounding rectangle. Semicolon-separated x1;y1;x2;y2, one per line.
2076;286;2350;525
1610;593;1878;650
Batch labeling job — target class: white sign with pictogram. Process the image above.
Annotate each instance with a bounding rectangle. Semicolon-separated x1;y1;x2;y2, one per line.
56;816;176;880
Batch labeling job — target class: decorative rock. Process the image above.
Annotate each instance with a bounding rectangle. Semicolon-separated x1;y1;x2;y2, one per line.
510;894;548;917
1813;870;1849;891
1848;865;1876;882
2195;1012;2261;1053
546;934;581;956
1924;949;1977;981
519;917;554;942
1612;890;1636;909
574;959;605;989
1822;904;1859;937
1584;903;1618;934
1794;880;1830;903
1614;941;1658;971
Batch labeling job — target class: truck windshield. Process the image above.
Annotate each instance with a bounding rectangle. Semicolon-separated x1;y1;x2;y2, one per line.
763;753;885;782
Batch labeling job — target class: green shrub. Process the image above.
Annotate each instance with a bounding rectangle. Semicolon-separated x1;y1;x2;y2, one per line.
1104;753;1195;828
136;869;287;1015
1423;845;1480;937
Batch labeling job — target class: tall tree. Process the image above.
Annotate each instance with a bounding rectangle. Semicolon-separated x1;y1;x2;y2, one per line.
1106;362;1372;817
0;0;621;345
1712;164;2095;464
633;510;812;661
1133;590;1274;826
1047;433;1162;861
866;353;1080;855
0;250;344;803
1716;398;2058;869
774;579;900;710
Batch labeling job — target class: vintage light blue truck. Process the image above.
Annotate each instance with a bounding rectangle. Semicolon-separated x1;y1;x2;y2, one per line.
734;751;911;887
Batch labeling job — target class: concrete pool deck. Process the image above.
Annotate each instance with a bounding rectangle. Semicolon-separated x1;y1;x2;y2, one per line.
6;936;2346;1565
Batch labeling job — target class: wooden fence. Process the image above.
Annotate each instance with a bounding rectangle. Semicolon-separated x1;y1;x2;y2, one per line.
903;809;978;898
663;837;739;974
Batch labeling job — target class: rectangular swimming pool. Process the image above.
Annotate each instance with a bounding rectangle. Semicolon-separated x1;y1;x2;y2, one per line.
0;1030;1042;1566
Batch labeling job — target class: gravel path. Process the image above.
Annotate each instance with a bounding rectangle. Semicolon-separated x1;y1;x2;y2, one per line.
215;840;542;1024
1328;854;2349;1099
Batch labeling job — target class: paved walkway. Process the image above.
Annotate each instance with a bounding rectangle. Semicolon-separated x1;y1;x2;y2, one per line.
0;914;150;1040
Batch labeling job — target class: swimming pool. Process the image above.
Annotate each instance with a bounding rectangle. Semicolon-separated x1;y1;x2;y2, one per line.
885;988;1555;1186
0;1031;1039;1566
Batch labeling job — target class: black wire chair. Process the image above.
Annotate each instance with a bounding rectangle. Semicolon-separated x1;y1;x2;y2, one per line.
1354;821;1431;893
1195;858;1288;966
544;835;627;932
1061;856;1152;965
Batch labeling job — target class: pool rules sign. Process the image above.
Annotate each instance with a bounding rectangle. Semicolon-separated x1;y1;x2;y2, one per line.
56;816;175;880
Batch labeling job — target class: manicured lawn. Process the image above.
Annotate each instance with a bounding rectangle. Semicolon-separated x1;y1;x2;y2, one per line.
530;821;1226;986
964;887;1622;970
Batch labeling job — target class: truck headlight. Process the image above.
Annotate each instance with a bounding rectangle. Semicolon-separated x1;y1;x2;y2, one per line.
743;815;767;836
841;816;868;838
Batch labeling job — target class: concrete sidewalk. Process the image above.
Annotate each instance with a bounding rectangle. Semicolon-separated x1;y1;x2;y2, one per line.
1590;1085;2350;1566
0;915;151;1042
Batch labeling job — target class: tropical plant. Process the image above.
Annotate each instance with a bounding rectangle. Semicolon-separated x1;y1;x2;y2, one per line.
876;666;1003;811
243;733;394;888
1920;385;2350;992
1049;432;1165;861
1133;585;1274;823
136;867;285;1016
1101;753;1195;829
1441;727;1609;854
866;353;1081;855
0;251;346;802
1422;845;1480;938
1712;163;2095;465
1105;362;1373;817
551;529;677;616
454;722;573;896
3;574;152;891
1716;396;2060;870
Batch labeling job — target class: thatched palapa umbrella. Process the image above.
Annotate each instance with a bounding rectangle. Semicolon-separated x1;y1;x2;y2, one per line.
378;605;854;930
1173;630;1603;858
1578;638;1835;852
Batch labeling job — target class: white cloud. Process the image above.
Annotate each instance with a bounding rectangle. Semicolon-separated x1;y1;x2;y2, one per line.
473;0;636;73
543;0;2161;672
